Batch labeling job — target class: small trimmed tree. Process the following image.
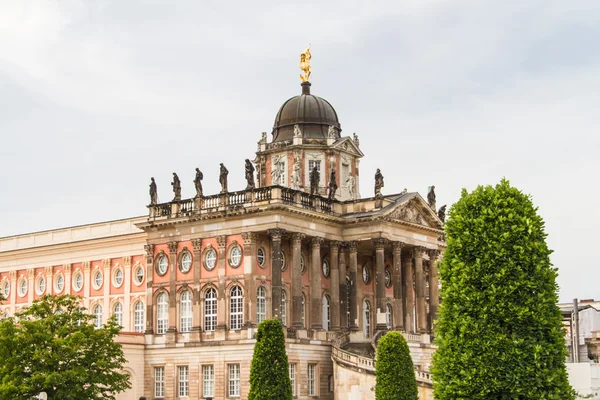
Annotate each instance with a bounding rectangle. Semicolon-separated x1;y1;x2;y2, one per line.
432;179;575;400
248;318;293;400
375;331;418;400
0;294;130;400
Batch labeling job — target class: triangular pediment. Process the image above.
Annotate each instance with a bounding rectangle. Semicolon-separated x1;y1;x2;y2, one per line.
382;193;443;229
332;137;364;157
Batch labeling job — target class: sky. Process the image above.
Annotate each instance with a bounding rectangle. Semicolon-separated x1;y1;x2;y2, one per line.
0;0;598;302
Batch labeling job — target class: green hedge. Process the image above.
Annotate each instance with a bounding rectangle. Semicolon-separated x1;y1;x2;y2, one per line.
375;331;418;400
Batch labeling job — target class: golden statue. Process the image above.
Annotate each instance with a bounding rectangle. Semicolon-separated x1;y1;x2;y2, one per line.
299;44;312;82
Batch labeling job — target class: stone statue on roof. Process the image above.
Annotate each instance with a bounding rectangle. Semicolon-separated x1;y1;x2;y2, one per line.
374;168;384;198
428;185;436;210
309;165;320;195
149;177;158;205
171;173;181;201
328;170;338;201
219;163;229;193
245;159;255;190
194;168;203;198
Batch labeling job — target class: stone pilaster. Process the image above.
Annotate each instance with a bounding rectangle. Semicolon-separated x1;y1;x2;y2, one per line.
414;247;427;333
64;264;72;295
9;271;16;314
83;261;91;310
347;241;359;331
428;249;441;333
216;235;227;330
190;238;202;341
241;233;257;327
123;256;131;332
402;251;414;333
329;241;340;331
373;238;387;331
102;259;110;323
391;242;404;331
45;266;53;296
144;244;155;334
291;233;305;328
27;268;34;304
339;245;348;330
167;241;178;342
268;229;284;321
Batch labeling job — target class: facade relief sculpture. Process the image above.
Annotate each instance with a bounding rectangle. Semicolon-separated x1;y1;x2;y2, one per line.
171;173;181;201
245;159;255;190
271;155;286;186
194;168;203;198
374;168;384;198
149;177;158;205
219;163;229;193
345;174;356;200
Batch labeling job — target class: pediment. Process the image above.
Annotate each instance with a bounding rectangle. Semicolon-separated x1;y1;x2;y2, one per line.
383;194;443;230
332;137;364;157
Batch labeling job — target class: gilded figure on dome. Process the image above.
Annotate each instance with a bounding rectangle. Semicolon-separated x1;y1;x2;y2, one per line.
299;44;312;82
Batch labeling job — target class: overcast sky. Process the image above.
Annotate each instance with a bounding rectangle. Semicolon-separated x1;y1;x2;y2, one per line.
1;0;598;302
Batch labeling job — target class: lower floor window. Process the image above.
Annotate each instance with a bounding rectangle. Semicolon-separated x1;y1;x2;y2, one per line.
178;365;189;397
308;363;317;396
154;366;165;398
289;363;297;396
203;364;214;397
229;363;241;397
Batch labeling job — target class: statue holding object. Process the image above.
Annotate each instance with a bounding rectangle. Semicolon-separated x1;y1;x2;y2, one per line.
328;169;338;201
374;168;384;198
171;173;182;201
309;166;320;195
194;168;203;198
149;177;158;205
219;163;229;193
428;185;436;210
245;159;255;190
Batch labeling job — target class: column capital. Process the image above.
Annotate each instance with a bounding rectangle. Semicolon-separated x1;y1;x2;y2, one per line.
267;228;285;241
9;270;16;280
123;256;131;268
191;238;202;252
412;246;427;258
391;241;406;251
168;241;179;254
347;241;358;253
372;238;387;249
291;232;305;243
102;259;111;269
311;236;324;247
330;241;341;250
216;235;227;249
144;244;155;258
427;249;440;260
241;232;257;246
45;266;53;275
63;264;72;273
83;261;91;272
28;268;34;278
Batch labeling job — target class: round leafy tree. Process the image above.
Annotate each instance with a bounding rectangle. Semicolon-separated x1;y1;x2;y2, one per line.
375;331;418;400
431;179;575;400
248;318;293;400
0;294;130;400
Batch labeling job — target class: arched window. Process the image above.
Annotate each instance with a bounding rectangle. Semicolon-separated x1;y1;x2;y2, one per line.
230;286;243;330
363;299;371;338
113;302;123;328
322;295;331;331
257;286;266;324
93;304;103;329
386;304;393;330
301;294;306;328
281;291;287;327
134;301;145;333
180;290;192;333
204;288;217;332
156;293;168;334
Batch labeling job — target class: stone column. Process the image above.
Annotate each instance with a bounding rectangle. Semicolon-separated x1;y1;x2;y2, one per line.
291;233;305;328
428;249;441;333
339;245;348;330
241;233;257;327
190;239;202;340
268;229;284;321
216;235;227;330
123;257;131;332
167;242;178;340
414;247;427;333
348;241;359;331
373;238;387;331
310;237;324;330
391;242;404;331
64;264;72;295
402;252;414;333
144;244;155;334
329;241;340;331
83;261;91;310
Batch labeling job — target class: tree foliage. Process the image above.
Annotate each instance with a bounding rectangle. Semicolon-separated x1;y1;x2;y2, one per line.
431;180;575;400
248;318;293;400
375;331;418;400
0;294;130;400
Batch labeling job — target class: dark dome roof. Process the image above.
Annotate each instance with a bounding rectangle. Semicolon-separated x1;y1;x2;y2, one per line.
271;82;341;142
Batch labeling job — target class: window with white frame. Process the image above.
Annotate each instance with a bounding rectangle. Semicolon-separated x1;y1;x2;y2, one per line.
113;302;123;328
257;247;266;268
229;364;241;397
180;290;192;333
203;364;214;398
1;280;9;298
134;265;145;285
55;274;64;293
154;366;165;398
73;271;83;292
230;285;243;330
281;291;287;327
178;365;189;397
386;303;393;330
363;299;371;338
93;270;103;289
134;301;145;333
113;268;123;287
257;286;266;324
204;288;217;332
156;293;168;334
289;363;297;396
18;278;27;297
322;295;330;331
308;363;317;396
93;304;103;329
36;275;46;295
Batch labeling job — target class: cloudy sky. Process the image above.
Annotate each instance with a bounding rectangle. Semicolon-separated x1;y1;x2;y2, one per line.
1;0;598;302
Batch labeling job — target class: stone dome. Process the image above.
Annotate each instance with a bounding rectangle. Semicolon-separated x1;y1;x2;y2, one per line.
271;82;341;142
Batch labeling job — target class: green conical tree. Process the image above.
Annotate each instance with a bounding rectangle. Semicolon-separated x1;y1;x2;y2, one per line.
431;179;575;400
248;319;293;400
375;331;418;400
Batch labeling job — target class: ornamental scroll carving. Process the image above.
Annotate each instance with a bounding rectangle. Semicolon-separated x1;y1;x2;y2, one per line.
389;199;427;226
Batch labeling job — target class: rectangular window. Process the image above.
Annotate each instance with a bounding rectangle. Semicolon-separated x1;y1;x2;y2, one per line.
154;367;165;398
229;363;241;397
203;365;215;398
178;366;189;397
308;363;317;396
289;363;296;396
